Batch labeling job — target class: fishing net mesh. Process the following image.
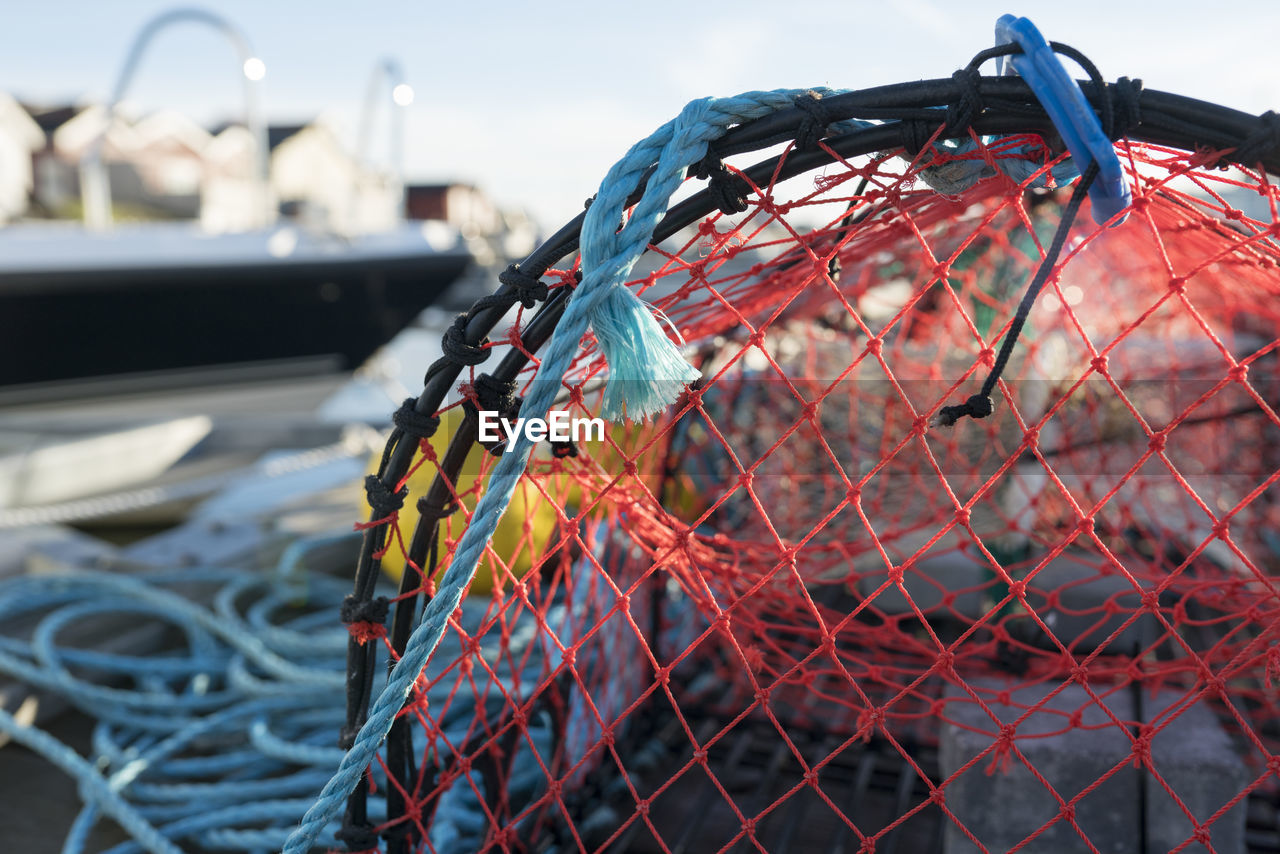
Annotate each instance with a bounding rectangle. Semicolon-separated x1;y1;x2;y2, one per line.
367;137;1280;852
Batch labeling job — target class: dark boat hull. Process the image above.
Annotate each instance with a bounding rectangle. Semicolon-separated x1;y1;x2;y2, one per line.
2;242;471;394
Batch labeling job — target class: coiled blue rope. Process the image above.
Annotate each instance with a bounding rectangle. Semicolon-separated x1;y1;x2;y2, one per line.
1;527;619;852
0;535;381;853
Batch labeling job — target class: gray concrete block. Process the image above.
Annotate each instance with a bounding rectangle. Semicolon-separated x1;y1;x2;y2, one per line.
856;549;989;619
1146;693;1250;854
940;679;1248;854
941;679;1138;853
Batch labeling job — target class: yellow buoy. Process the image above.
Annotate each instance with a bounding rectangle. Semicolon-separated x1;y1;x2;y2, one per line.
369;409;709;595
371;411;566;594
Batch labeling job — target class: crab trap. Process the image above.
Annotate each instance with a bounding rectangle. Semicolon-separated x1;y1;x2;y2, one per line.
296;18;1280;854
3;14;1280;854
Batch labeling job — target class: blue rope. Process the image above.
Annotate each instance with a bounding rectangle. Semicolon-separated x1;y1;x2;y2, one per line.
0;707;182;854
284;87;1095;852
0;527;611;852
0;534;382;853
283;89;822;852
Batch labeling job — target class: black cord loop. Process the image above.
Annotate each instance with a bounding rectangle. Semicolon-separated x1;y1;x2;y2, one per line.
901;120;936;156
709;169;751;215
473;372;520;416
1045;42;1113;140
903;67;982;157
464;373;522;456
688;153;717;181
965;42;1022;71
691;151;751;215
377;398;441;475
422;265;562;386
1111;77;1143;140
340;595;390;625
440;314;490;366
1237;110;1280;168
391;398;440;440
945;67;984;134
417;492;459;520
364;475;408;518
793;90;831;151
467;374;522;456
335;821;380;851
932;161;1100;428
497;263;549;309
932;393;996;429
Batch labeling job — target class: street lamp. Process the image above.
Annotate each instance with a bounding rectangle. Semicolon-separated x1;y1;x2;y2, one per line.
80;7;271;230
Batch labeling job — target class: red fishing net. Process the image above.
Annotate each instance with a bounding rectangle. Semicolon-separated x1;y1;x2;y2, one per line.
366;136;1280;852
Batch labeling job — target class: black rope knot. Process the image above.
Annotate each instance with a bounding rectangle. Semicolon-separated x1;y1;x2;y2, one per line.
707;157;751;215
932;394;995;428
710;172;751;215
335;821;380;851
1110;77;1143;141
901;120;936;156
392;398;440;440
340;594;390;625
1236;110;1280;167
688;152;717;181
473;372;520;416
417;492;459;520
364;474;408;519
793;91;831;151
465;373;522;456
497;263;549;309
380;822;416;844
440;314;490;366
691;151;750;215
944;67;984;134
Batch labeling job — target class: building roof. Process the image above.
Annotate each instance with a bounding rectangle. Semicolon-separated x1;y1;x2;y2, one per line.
0;95;54;150
22;103;82;136
205;122;312;152
406;182;480;194
267;124;308;151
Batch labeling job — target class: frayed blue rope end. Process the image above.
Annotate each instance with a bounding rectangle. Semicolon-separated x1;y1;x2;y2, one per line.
590;286;700;422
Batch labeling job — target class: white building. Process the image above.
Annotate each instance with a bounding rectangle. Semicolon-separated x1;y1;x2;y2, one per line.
0;93;45;223
268;122;400;234
194;119;401;234
201;123;269;232
9;99;430;235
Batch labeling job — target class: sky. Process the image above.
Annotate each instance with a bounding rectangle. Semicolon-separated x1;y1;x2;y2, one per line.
2;0;1279;230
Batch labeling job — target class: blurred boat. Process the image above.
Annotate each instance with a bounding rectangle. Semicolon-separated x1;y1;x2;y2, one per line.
0;219;473;398
0;8;485;400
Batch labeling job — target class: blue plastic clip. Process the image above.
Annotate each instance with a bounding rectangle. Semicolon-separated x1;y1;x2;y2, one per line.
994;14;1130;226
